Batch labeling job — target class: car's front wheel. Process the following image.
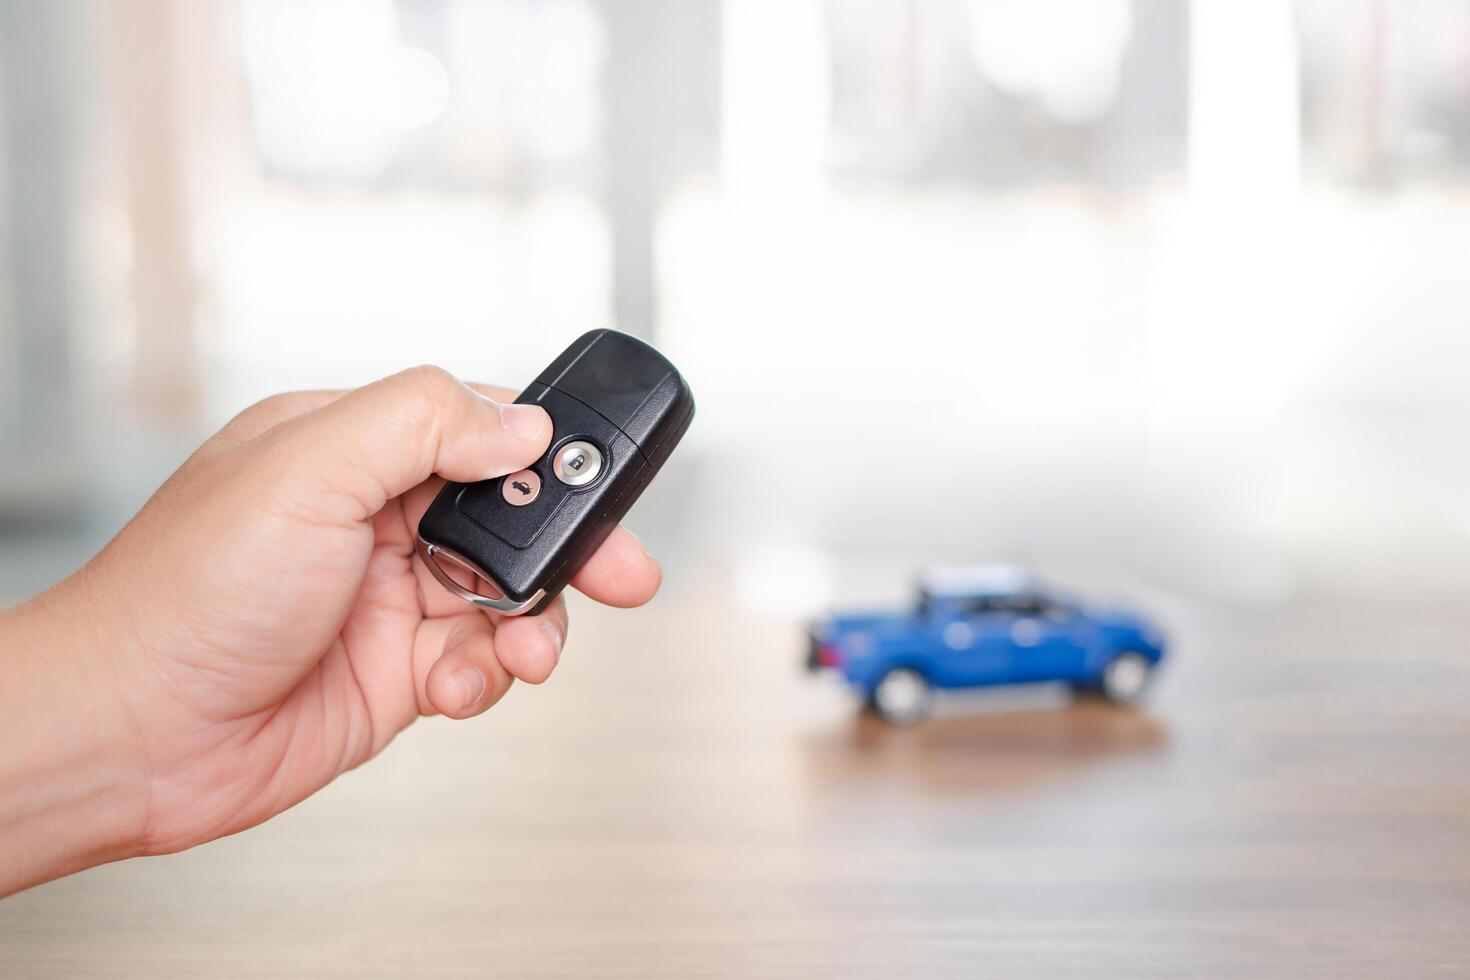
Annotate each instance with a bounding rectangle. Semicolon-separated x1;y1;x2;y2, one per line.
871;668;934;724
1100;651;1154;704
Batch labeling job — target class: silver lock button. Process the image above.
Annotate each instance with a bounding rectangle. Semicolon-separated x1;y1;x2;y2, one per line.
552;440;603;487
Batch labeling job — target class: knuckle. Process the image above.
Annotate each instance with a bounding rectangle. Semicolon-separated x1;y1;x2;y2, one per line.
396;364;464;422
236;391;293;424
401;363;459;398
216;392;307;445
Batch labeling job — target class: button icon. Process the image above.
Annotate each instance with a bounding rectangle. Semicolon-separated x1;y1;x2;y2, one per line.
500;469;541;506
552;440;603;487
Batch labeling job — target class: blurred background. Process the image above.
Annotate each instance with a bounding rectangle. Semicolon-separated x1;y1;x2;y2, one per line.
3;2;1470;973
3;0;1469;613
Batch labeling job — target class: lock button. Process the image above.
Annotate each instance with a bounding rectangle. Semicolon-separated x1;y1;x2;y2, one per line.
552;440;603;487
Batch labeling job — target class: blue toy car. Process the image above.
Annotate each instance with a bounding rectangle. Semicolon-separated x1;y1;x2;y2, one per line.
807;567;1166;723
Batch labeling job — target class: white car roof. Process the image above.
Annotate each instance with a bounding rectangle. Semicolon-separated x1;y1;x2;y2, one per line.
918;565;1039;597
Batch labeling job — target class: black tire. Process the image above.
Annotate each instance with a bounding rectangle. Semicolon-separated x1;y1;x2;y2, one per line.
870;668;934;724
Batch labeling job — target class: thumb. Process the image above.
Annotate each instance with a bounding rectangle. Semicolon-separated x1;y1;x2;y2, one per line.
265;365;551;522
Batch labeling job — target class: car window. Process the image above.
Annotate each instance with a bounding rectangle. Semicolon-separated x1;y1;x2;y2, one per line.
943;591;1076;618
953;595;1021;615
952;595;997;615
979;594;1055;615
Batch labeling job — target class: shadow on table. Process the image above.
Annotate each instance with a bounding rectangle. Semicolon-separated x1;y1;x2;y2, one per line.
801;697;1169;798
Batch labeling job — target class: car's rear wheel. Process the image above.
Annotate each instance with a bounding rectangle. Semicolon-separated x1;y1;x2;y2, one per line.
1100;651;1153;704
871;668;934;724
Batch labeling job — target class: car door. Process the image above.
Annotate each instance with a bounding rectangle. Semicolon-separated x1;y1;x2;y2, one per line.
935;596;1019;687
1006;598;1090;682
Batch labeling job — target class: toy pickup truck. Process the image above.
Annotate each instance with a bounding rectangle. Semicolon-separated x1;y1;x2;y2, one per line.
807;567;1166;723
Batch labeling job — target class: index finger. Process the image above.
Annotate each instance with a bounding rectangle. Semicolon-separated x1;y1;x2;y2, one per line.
261;366;551;526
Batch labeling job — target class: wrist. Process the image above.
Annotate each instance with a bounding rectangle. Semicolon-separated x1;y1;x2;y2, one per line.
0;575;150;896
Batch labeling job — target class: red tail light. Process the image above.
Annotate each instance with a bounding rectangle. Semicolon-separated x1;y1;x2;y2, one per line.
817;644;843;668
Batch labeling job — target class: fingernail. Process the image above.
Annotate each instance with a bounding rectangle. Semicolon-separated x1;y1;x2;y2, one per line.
540;622;564;664
454;667;485;711
500;403;549;441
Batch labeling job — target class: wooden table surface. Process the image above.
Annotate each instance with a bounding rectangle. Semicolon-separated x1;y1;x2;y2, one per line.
2;584;1468;977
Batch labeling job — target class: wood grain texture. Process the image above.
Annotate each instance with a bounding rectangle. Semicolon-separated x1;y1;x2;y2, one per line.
2;587;1468;977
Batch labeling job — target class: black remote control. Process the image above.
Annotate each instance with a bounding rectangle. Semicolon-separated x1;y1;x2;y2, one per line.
416;329;694;616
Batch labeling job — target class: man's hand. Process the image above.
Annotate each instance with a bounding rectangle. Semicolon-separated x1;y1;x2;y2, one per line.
0;366;661;895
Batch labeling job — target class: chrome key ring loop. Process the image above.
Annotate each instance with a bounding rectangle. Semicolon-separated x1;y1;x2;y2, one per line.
415;536;546;616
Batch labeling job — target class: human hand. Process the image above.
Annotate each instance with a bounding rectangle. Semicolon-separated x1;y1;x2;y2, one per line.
0;366;661;894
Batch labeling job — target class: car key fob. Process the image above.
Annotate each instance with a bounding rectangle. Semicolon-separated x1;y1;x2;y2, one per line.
416;329;694;616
